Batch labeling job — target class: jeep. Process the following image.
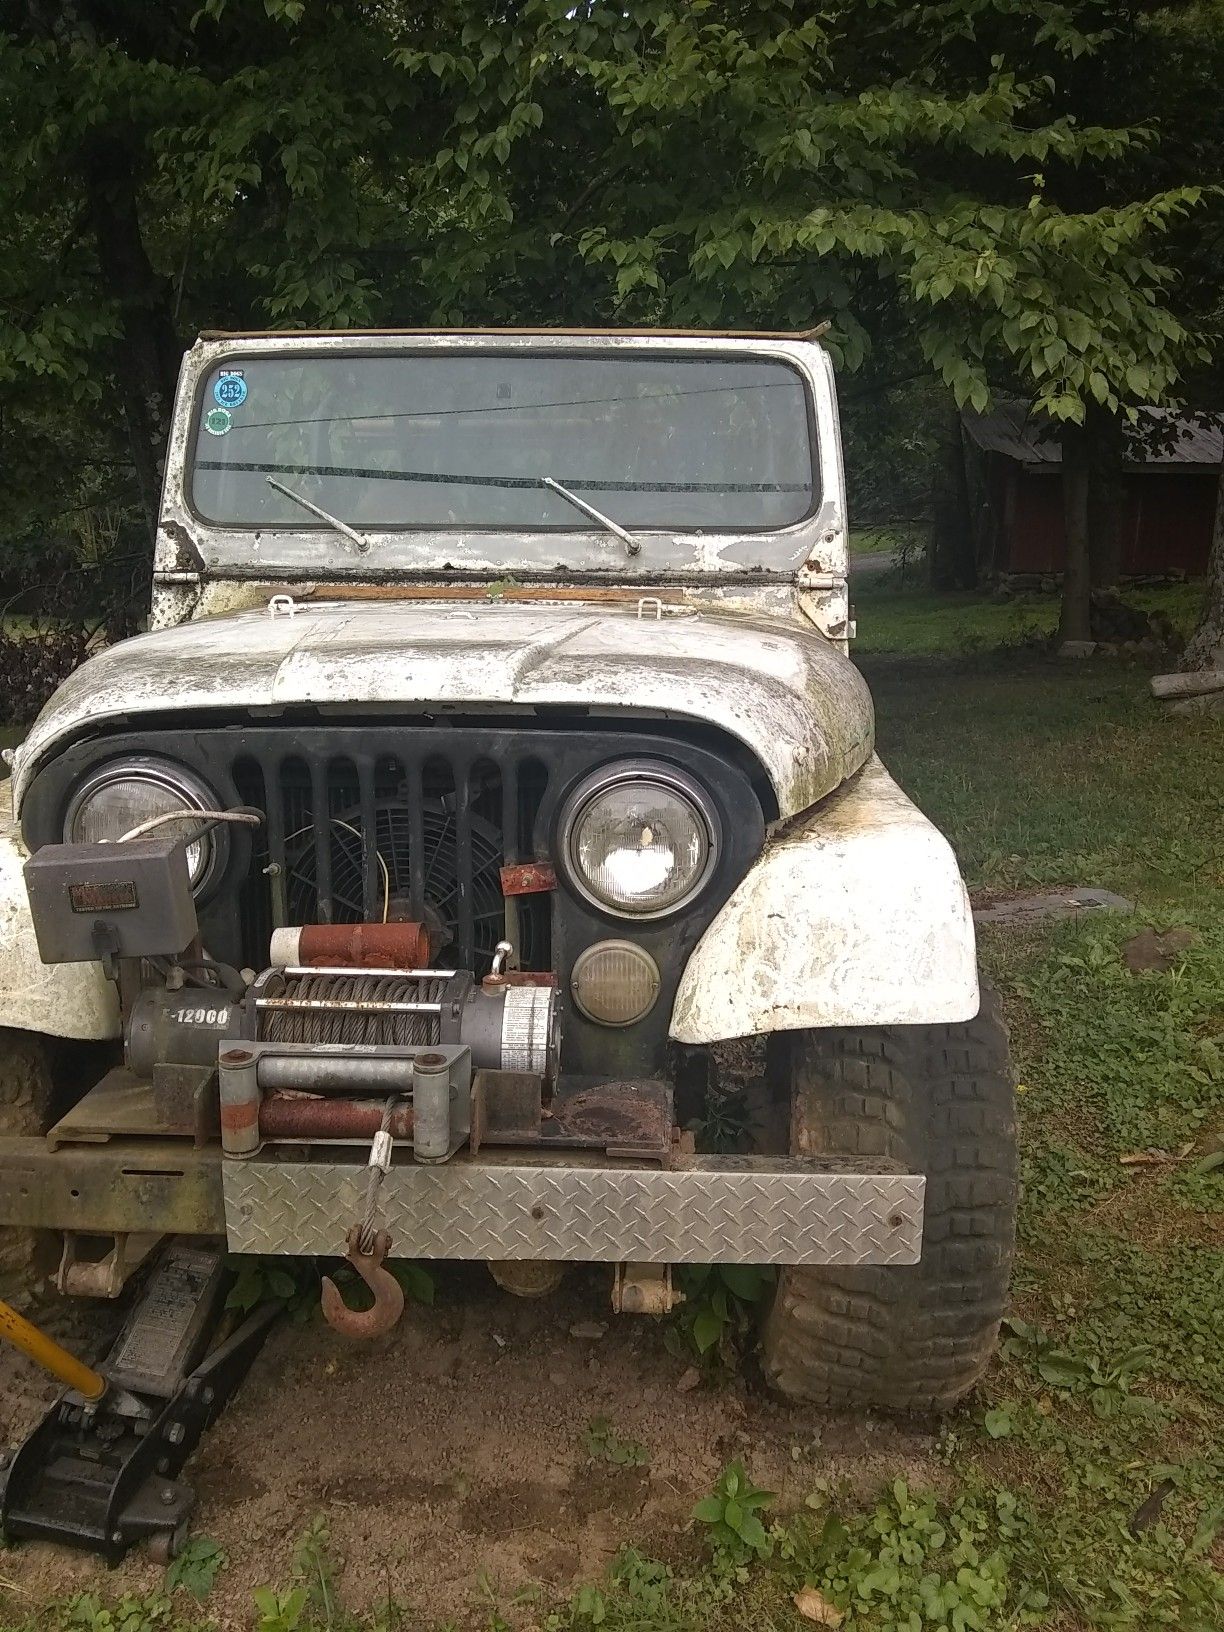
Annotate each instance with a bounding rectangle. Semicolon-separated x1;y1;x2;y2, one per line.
0;327;1016;1412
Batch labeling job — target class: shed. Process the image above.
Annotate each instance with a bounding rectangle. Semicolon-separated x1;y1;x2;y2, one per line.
962;404;1221;579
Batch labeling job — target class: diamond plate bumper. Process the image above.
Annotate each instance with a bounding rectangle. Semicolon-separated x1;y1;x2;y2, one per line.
222;1154;924;1265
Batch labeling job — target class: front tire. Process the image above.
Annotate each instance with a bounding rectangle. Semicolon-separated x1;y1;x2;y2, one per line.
761;988;1017;1413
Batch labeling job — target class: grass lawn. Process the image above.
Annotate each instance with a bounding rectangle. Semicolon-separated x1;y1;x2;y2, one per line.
2;600;1221;1632
853;576;1204;656
848;525;926;559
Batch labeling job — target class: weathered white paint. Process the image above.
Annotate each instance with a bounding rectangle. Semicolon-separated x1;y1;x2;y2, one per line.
153;332;849;595
13;601;874;823
669;756;979;1042
0;786;119;1040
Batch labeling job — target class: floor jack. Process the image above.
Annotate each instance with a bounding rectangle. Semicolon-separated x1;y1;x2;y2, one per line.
0;1243;277;1563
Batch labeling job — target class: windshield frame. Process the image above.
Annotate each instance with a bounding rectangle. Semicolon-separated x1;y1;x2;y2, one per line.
160;332;846;584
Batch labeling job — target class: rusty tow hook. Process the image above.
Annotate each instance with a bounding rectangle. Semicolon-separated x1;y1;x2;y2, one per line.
320;1226;405;1339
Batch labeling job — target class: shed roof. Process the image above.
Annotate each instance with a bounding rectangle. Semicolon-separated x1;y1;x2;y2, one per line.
964;403;1223;470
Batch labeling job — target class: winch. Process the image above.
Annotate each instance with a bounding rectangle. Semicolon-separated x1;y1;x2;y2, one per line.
20;816;590;1175
127;957;559;1164
20;817;680;1346
26;825;562;1173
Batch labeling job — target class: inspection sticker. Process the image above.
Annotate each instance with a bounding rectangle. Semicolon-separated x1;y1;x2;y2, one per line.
203;406;233;436
214;371;247;408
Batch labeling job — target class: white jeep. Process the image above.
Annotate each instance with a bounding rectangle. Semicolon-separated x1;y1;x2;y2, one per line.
0;328;1015;1410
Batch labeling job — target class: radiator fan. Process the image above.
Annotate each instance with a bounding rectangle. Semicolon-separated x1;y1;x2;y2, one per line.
285;794;507;970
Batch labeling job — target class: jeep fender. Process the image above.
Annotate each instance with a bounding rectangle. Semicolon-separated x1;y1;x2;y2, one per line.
669;755;978;1043
0;788;118;1040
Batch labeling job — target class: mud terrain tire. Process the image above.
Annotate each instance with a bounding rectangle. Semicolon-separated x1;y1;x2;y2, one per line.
0;1027;54;1303
761;988;1017;1413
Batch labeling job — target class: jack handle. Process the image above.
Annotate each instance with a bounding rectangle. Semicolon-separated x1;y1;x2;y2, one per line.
0;1297;107;1401
320;1227;405;1340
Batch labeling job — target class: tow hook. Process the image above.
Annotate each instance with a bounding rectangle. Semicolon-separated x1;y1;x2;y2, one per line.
320;1226;405;1339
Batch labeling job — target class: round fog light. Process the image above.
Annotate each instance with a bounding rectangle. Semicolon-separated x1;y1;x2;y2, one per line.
570;941;661;1028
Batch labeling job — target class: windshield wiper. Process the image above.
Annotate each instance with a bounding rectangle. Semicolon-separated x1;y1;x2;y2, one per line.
266;476;371;555
541;475;641;557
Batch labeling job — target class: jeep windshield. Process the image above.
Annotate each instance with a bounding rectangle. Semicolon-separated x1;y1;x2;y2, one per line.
189;352;815;536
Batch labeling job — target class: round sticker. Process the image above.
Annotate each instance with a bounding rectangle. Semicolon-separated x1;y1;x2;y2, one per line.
203;406;233;436
213;374;247;408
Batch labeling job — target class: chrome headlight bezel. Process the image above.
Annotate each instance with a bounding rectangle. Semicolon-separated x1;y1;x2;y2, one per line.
556;759;720;921
63;756;221;892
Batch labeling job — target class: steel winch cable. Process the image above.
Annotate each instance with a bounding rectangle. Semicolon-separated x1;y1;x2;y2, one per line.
258;972;451;1047
359;1095;400;1255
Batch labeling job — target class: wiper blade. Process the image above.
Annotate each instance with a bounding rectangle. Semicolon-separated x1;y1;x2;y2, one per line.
541;475;641;557
266;476;371;555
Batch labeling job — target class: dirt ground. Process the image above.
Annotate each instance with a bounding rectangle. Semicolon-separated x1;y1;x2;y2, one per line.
0;1266;940;1628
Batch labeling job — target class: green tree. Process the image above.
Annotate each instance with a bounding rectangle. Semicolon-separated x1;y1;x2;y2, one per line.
0;0;1212;633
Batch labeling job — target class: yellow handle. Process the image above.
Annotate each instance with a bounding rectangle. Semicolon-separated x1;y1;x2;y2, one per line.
0;1298;107;1401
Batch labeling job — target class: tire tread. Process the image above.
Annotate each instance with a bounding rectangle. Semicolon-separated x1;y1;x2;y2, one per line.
761;987;1017;1413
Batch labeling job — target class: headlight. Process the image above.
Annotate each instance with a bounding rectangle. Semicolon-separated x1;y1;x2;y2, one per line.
558;761;718;919
64;758;219;889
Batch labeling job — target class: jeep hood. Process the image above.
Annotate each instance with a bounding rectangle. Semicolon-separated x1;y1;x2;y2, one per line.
14;602;873;821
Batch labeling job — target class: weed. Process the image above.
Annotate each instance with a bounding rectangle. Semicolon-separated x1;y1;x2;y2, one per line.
581;1417;648;1469
164;1536;225;1602
1002;1317;1165;1422
386;1261;435;1305
225;1256;434;1324
252;1585;308;1632
248;1518;339;1632
293;1516;338;1625
665;1263;773;1366
545;1549;734;1631
57;1594;187;1632
686;1086;753;1153
983;1405;1017;1439
691;1462;775;1562
225;1256;319;1322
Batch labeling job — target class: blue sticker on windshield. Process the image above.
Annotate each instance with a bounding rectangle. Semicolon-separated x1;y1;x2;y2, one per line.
214;372;247;408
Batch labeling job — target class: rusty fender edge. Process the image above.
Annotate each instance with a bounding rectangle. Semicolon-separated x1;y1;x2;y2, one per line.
0;1138;224;1236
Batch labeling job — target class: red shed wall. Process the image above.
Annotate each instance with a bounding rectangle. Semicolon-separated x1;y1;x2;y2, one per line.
1000;467;1216;575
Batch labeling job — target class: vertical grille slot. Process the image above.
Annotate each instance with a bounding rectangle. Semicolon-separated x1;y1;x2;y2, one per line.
309;759;333;923
406;756;425;924
263;754;289;929
232;755;271;961
454;758;474;969
357;755;379;922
